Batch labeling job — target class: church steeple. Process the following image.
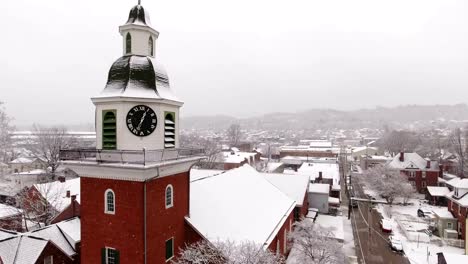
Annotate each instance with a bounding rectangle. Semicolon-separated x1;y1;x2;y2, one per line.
119;3;159;57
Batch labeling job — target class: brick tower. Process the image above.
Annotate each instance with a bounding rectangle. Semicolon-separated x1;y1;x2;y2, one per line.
61;3;204;263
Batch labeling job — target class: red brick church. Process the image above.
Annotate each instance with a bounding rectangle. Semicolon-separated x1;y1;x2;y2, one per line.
60;3;298;263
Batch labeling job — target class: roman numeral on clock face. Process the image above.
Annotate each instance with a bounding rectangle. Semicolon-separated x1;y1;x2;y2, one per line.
126;105;158;137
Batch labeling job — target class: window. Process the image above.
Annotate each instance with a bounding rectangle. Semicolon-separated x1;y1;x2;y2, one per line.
276;240;280;254
44;256;53;264
105;189;115;214
126;33;132;54
148;36;154;56
102;247;119;264
284;230;287;252
102;110;117;150
447;222;453;229
294;208;300;222
408;171;416;178
422;171;426;178
164;112;176;148
422;181;426;188
165;185;173;208
165;238;174;261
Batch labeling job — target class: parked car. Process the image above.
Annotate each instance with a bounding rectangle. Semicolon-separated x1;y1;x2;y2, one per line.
389;235;403;252
417;208;434;218
380;219;393;233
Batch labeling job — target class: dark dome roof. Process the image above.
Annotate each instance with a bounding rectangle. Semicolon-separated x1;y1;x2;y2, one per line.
125;5;152;26
103;55;168;94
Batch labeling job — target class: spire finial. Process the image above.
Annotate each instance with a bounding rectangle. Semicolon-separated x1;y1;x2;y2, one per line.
138;0;141;5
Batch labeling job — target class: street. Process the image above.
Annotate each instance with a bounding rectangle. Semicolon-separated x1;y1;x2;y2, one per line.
347;179;410;264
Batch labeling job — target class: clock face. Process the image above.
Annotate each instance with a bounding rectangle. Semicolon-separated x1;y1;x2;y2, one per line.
126;105;157;137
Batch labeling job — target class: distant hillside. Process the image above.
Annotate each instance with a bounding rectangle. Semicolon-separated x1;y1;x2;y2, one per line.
181;104;468;131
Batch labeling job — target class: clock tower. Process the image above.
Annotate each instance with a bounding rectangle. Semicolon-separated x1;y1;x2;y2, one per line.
61;3;204;264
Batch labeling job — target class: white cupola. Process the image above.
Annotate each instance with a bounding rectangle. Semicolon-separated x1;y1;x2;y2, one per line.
119;3;159;57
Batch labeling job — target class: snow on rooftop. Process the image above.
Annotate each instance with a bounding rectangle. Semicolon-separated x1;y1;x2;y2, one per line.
442;253;468;264
447;178;468;189
190;169;224;181
223;151;256;164
0;203;21;218
30;223;76;257
0;229;17;240
427;186;450;197
33;178;80;212
16;169;46;175
387;152;438;171
432;208;455;219
56;217;81;250
298;162;340;185
308;183;330;194
328;197;340;205
262;173;310;207
0;236;48;264
446;191;468;207
266;162;283;173
9;157;34;164
188;165;295;249
314;215;344;241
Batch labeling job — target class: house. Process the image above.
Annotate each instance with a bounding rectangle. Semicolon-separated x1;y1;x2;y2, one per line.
387;152;440;193
8;157;47;173
432;208;457;239
262;173;310;221
351;146;379;161
0;217;80;264
308;183;330;213
426;186;450;206
186;165;296;256
297;162;341;200
0;203;23;231
445;178;468;240
0;162;8;176
22;178;80;224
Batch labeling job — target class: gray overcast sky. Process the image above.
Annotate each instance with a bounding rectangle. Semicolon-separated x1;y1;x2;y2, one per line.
2;0;468;126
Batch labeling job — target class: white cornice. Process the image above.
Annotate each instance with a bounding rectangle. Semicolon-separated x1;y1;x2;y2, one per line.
91;96;184;107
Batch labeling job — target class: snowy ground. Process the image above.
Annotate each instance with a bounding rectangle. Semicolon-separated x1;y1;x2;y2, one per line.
372;195;465;264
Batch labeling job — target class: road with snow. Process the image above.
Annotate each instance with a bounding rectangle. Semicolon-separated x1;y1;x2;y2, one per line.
349;180;410;264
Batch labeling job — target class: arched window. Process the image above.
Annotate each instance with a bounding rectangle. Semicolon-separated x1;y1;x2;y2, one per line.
105;189;115;214
165;185;173;208
126;33;132;54
148;36;154;56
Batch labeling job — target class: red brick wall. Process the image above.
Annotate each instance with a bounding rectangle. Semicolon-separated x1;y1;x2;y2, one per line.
402;170;439;193
267;209;294;256
50;200;80;224
36;241;74;264
300;192;309;219
146;172;190;263
81;172;190;264
81;178;145;264
447;199;467;239
0;215;23;232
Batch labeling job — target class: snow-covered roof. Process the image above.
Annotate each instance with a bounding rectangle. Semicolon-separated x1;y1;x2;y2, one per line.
30;222;77;257
351;146;378;153
190;169;224;181
328;197;340;205
9;157;33;164
33;178;80;212
441;253;468;263
0;236;48;264
432;208;454;219
56;217;81;250
0;229;17;241
427;186;451;197
446;191;468;207
314;215;344;241
16;169;46;175
298;162;340;185
262;173;310;207
187;165;296;249
0;203;21;219
95;56;181;103
447;178;468;189
266;162;283;173
222;151;257;164
308;183;330;194
387;153;438;171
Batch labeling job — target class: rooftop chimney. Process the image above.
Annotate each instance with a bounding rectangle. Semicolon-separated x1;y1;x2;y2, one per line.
399;152;404;162
426;160;431;169
58;176;65;183
318;171;323;182
66;190;70;198
71;195;77;217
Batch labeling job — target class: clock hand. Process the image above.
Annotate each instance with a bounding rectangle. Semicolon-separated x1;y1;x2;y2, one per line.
137;109;149;130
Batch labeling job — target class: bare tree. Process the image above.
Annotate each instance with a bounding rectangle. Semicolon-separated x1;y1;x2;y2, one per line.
173;240;283;264
363;165;411;205
377;130;419;156
28;125;76;178
227;124;242;147
288;219;344;264
400;183;414;205
0;102;14;163
449;128;467;178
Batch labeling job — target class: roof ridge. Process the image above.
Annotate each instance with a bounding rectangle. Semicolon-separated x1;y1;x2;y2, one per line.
11;235;22;264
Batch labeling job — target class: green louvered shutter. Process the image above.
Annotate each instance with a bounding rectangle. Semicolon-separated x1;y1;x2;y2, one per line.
115;250;120;264
102;110;117;150
101;248;106;264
